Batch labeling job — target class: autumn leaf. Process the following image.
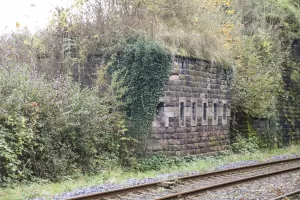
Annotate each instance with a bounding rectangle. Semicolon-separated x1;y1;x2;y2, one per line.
16;22;20;28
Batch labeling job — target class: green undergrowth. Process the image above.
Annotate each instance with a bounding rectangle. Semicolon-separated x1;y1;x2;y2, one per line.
1;145;300;200
0;66;133;186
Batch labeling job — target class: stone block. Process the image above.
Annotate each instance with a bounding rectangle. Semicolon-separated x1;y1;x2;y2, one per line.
177;127;187;133
175;92;183;98
154;127;165;134
203;136;210;142
192;138;199;143
191;127;198;132
171;145;181;151
179;139;186;145
172;134;178;139
164;99;177;107
199;143;207;148
183;144;189;150
165;91;175;97
167;139;175;145
195;148;202;154
201;147;210;153
209;136;216;141
201;131;208;137
174;140;181;145
164;112;175;118
166;127;175;134
169;122;176;128
162;134;171;139
192;92;199;98
186;92;192;97
169;85;180;91
177;133;187;139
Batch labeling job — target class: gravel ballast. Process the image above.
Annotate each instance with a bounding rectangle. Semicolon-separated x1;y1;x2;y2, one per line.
191;169;300;200
33;153;300;200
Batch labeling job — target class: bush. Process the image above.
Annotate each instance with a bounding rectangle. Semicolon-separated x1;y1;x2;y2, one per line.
0;66;131;186
134;154;182;172
231;135;261;154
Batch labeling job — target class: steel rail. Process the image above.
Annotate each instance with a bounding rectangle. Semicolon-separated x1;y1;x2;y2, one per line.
271;188;300;200
154;165;300;200
67;156;300;200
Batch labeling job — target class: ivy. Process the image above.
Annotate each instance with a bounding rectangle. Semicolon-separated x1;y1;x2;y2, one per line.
110;36;172;137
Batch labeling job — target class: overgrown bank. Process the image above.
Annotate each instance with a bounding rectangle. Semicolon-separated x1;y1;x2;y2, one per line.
0;36;172;185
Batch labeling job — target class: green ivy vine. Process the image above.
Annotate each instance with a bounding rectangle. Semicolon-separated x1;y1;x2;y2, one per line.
109;36;172;137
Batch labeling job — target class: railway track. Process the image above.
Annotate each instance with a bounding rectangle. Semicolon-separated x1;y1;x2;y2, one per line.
67;157;300;200
271;188;300;200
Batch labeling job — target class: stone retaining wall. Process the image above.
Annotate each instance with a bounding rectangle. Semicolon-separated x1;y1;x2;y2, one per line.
279;67;300;144
147;56;231;156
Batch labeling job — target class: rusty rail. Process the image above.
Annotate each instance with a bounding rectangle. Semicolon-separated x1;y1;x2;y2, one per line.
271;188;300;200
67;157;300;200
155;166;300;200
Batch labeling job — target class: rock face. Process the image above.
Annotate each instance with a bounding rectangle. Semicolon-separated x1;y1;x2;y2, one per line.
148;56;231;156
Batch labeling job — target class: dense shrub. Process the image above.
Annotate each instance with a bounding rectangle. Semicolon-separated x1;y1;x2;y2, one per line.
231;135;261;154
0;66;130;185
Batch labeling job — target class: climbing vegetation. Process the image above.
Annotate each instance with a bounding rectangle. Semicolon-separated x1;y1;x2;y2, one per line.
109;36;172;137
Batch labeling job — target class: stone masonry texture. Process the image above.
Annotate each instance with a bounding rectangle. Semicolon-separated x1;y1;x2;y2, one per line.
148;56;231;156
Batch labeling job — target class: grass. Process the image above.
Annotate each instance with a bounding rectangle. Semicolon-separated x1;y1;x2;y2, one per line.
1;145;300;200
